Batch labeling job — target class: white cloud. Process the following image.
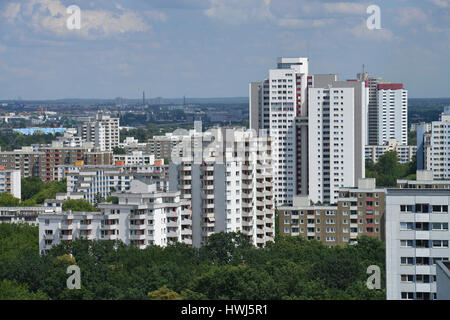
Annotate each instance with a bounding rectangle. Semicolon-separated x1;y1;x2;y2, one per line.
426;0;450;8
395;7;428;26
344;23;397;42
203;0;369;29
3;2;21;21
4;0;164;39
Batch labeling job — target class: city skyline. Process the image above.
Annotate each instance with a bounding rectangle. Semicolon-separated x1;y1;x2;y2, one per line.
0;0;449;100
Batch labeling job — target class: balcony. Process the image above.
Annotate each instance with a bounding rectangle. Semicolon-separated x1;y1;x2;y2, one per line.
181;228;191;235
101;224;118;230
60;223;73;230
129;224;146;230
166;210;179;218
166;220;178;228
130;214;146;220
167;231;179;238
78;224;92;230
43;233;54;240
60;234;73;241
103;234;117;240
129;234;146;240
181;218;192;226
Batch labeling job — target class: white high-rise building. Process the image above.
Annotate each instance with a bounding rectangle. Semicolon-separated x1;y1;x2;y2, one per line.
421;107;450;179
79;112;120;151
386;186;450;300
0;169;21;199
307;74;367;204
169;127;275;248
376;84;408;146
249;57;309;206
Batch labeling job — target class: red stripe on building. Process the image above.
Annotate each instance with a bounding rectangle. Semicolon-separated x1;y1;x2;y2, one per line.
377;83;403;90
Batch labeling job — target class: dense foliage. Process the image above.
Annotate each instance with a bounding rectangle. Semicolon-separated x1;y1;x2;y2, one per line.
366;151;416;186
21;177;67;204
0;224;386;300
62;199;99;212
0;131;60;151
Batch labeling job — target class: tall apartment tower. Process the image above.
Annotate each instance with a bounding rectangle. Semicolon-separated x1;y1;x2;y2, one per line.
79;113;120;151
307;74;367;204
418;107;450;179
249;57;309;206
169;127;275;248
357;73;408;146
386;186;450;300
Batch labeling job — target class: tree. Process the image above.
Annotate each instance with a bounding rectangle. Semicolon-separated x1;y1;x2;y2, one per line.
147;286;183;300
0;279;49;300
62;199;98;212
112;147;126;155
0;192;21;206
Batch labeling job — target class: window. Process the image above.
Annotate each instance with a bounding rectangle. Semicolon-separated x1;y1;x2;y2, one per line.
401;292;414;300
400;240;413;247
400;222;413;230
401;257;414;265
401;275;414;282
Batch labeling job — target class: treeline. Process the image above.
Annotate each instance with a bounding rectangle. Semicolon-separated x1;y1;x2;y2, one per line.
0;178;66;207
0;224;386;300
0;131;60;151
366;151;416;187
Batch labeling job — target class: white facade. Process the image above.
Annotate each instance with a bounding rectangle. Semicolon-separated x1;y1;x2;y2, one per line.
169;127;275;248
249;57;308;206
79;113;120;151
0;169;21;199
386;189;450;300
113;151;156;166
365;139;417;164
308;87;356;204
38;183;192;254
377;85;408;146
425;109;450;179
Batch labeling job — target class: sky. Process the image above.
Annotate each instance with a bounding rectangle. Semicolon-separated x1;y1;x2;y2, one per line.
0;0;449;100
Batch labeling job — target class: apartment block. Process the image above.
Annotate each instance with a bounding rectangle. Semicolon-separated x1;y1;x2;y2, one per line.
357;73;408;146
279;178;385;246
307;74;367;204
417;107;450;179
113;151;156;166
386;188;450;300
0;169;21;199
78;112;120;151
0;147;44;179
169;127;275;248
0;206;53;226
249;57;309;206
365;139;417;164
38;182;192;254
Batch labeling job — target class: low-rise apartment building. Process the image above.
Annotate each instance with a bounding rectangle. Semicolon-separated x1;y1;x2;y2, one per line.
38;181;192;254
365;139;417;164
0;168;21;199
278;178;385;246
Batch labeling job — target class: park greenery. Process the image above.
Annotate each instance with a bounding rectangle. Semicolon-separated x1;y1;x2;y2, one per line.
0;224;386;300
0;131;60;151
0;178;66;207
62;199;99;212
366;151;416;187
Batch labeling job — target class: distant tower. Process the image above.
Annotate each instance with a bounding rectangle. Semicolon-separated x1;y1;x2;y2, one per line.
183;95;186;108
143;91;145;107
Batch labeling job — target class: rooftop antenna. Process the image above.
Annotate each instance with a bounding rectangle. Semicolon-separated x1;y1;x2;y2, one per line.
362;64;366;75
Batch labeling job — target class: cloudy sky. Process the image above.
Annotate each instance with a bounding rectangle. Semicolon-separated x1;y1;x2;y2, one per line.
0;0;448;99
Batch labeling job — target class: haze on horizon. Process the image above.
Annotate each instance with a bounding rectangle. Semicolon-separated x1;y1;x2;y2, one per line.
0;0;449;100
